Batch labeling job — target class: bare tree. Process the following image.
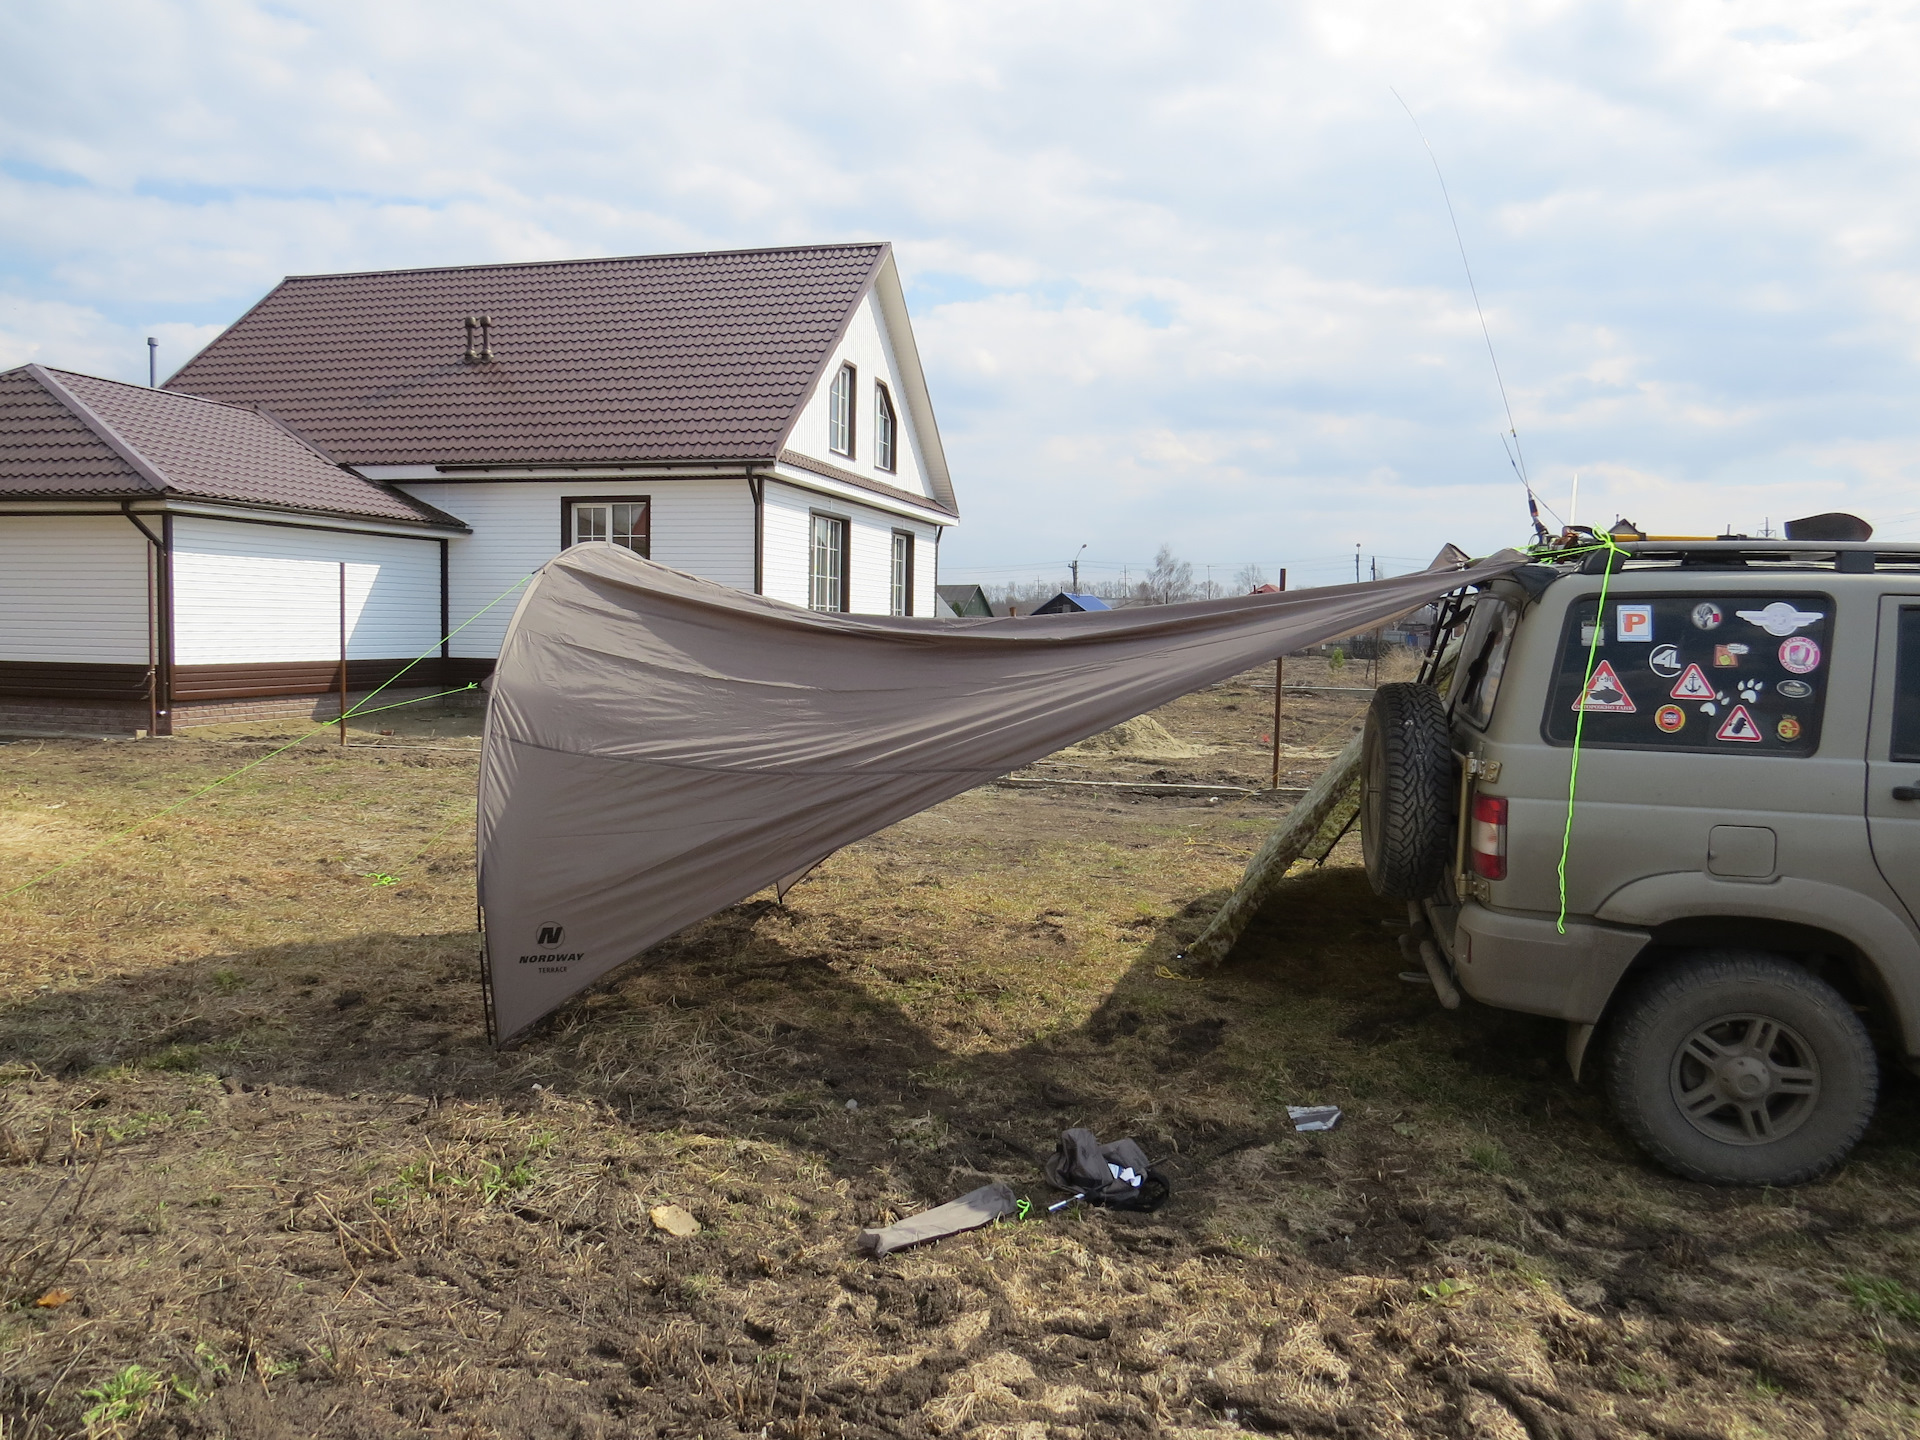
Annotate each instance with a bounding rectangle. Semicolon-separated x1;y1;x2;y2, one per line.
1234;563;1268;593
1140;545;1194;605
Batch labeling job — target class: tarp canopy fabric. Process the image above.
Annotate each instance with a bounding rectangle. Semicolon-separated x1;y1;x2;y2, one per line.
478;543;1526;1039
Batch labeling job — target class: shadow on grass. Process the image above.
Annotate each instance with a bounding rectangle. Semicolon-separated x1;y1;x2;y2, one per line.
9;864;1913;1222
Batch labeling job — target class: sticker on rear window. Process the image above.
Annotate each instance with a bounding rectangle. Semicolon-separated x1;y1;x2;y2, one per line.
1716;705;1764;742
1737;602;1823;636
1573;660;1636;713
1779;636;1822;674
1670;664;1715;700
1546;593;1830;756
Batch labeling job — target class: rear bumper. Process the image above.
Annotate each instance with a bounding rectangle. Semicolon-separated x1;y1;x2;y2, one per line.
1441;901;1650;1023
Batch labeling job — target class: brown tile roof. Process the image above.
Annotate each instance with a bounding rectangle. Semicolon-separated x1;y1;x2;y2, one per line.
0;365;465;529
165;243;891;466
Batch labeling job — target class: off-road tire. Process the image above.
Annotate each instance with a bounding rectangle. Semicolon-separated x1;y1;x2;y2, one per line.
1360;682;1453;899
1603;951;1877;1186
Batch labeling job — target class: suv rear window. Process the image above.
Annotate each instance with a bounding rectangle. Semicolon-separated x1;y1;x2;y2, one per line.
1451;595;1519;730
1542;592;1832;755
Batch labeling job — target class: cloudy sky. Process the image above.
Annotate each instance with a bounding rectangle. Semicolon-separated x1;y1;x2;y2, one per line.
6;2;1920;587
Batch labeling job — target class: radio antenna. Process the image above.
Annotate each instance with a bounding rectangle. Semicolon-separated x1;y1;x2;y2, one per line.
1392;88;1548;543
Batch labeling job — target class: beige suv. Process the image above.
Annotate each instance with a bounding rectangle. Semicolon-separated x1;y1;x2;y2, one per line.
1360;537;1919;1185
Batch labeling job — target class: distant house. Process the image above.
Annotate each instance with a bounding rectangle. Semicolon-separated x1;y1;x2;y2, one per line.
0;244;959;734
934;583;995;617
1031;592;1110;615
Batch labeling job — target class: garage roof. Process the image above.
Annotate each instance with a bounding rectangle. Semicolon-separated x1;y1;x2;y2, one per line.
0;364;465;530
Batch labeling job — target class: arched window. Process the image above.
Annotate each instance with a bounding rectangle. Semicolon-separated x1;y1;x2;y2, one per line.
829;364;855;456
874;382;897;472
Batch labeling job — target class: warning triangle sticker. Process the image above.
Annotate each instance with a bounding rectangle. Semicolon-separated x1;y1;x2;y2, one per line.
1573;659;1636;713
1670;663;1715;700
1715;704;1764;743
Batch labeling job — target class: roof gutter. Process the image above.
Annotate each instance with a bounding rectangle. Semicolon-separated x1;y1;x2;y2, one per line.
426;459;776;474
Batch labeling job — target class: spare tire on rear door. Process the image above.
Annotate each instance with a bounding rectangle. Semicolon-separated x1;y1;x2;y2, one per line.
1361;682;1454;899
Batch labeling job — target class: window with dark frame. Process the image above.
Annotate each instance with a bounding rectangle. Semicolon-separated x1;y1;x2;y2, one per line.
1891;607;1920;762
890;530;913;615
829;364;855;456
564;497;650;557
874;382;897;472
1541;592;1832;756
810;513;849;612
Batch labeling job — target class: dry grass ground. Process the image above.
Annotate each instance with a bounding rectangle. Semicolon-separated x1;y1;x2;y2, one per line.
3;671;1919;1439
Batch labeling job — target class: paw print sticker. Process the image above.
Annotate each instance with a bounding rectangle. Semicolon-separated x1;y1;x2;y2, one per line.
1700;689;1731;717
1737;680;1763;703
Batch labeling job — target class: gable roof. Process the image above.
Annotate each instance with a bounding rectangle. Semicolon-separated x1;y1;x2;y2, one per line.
0;365;465;530
164;243;922;472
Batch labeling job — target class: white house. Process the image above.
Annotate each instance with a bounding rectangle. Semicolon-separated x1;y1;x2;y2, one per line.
0;243;959;734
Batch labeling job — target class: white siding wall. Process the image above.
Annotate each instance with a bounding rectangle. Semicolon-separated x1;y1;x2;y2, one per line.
762;480;939;616
0;516;150;663
785;292;936;502
399;478;753;657
760;482;813;609
170;517;441;664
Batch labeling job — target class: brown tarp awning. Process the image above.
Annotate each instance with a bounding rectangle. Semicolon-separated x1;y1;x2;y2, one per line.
478;543;1525;1039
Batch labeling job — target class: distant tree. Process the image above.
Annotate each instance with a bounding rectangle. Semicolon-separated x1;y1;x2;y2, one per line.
1234;564;1268;593
1140;545;1194;605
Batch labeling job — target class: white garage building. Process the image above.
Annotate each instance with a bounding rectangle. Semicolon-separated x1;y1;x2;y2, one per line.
0;243;960;734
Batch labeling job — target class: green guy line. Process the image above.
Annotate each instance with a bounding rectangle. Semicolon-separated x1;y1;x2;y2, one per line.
2;574;531;900
1554;534;1625;933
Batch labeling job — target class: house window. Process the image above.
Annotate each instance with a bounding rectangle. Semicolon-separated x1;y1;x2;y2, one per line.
829;364;855;456
890;530;914;616
810;513;849;612
874;382;897;472
564;497;650;556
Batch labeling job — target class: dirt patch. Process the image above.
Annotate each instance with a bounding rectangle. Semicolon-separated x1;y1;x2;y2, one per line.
3;679;1919;1438
1062;714;1210;760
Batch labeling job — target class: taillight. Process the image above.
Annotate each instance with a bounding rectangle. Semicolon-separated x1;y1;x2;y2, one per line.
1470;794;1508;881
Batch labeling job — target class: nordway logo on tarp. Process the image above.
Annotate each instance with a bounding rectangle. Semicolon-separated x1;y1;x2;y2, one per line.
520;923;581;967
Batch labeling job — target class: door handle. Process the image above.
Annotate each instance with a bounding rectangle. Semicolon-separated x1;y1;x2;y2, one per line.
1895;786;1920;801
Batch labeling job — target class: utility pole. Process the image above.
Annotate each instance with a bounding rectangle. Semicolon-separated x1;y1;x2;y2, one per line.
1071;543;1086;592
1369;557;1382;685
1271;568;1288;791
1354;544;1361;584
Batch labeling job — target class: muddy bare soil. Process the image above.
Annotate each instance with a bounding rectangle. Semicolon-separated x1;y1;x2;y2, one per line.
3;675;1919;1438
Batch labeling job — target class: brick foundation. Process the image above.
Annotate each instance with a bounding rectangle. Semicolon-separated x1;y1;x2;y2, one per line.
0;698;151;737
0;685;484;738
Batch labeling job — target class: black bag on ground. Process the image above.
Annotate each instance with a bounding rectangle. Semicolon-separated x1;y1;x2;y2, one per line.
1042;1128;1169;1211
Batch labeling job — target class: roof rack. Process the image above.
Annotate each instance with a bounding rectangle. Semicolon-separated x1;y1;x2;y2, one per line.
1550;539;1920;575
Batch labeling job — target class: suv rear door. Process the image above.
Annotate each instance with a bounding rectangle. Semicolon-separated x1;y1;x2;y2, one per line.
1867;595;1920;925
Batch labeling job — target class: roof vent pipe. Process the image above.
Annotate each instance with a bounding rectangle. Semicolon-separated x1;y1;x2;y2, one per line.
463;316;479;363
479;315;495;362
